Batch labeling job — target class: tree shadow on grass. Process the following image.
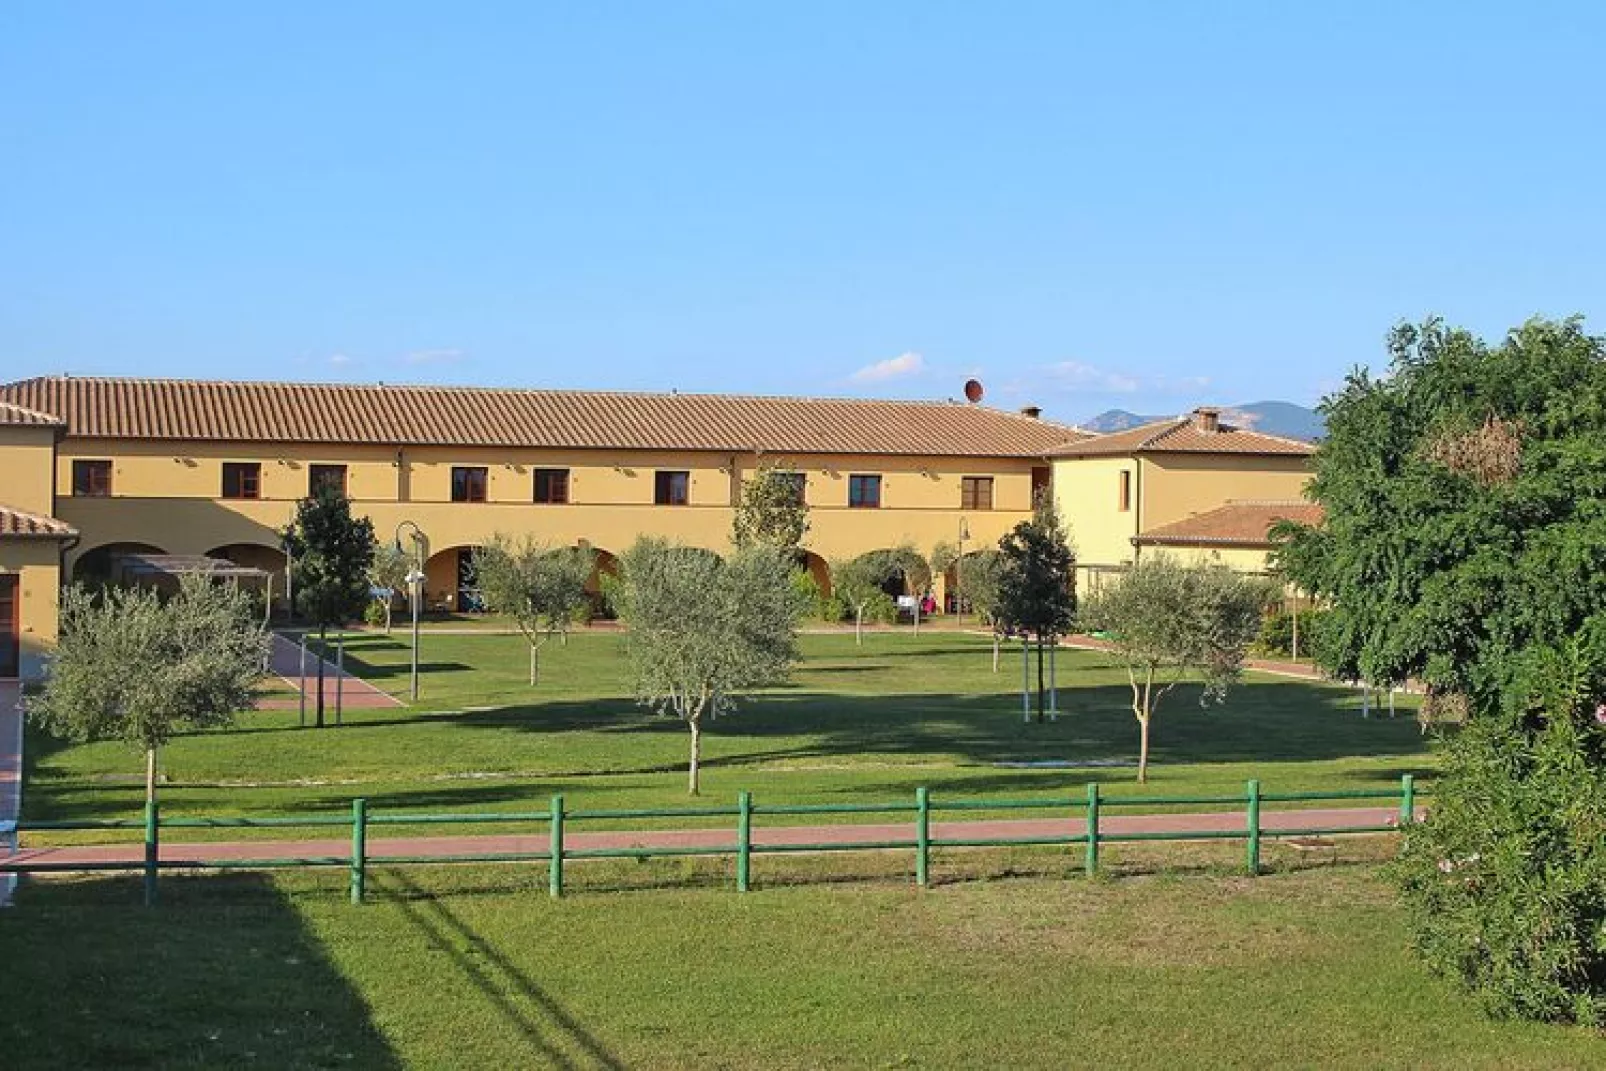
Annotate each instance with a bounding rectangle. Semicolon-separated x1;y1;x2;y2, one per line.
378;870;627;1069
0;873;402;1070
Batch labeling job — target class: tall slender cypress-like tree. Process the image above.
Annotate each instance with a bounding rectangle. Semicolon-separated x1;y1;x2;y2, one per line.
282;486;375;727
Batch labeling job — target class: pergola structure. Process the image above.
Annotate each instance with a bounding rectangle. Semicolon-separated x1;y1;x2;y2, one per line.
109;553;275;626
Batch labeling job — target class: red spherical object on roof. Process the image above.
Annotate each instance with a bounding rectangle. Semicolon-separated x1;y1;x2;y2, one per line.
963;378;984;403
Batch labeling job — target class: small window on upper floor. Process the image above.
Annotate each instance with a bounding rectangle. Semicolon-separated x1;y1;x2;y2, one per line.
310;464;348;498
655;470;690;506
73;460;112;497
452;466;488;503
1118;470;1132;512
533;468;570;504
221;462;261;500
848;474;882;509
961;476;994;511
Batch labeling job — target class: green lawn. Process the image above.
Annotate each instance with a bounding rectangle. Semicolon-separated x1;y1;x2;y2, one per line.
3;859;1602;1069
22;631;1433;839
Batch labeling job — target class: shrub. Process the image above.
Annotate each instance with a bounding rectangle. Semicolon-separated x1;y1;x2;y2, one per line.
1253;607;1328;658
363;600;388;627
1390;633;1606;1025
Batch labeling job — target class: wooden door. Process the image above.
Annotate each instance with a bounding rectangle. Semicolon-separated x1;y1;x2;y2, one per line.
0;575;18;678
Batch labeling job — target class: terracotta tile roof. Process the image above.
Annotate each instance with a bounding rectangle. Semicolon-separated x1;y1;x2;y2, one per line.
1049;409;1315;458
0;503;77;540
0;376;1092;458
0;401;64;428
1135;500;1324;548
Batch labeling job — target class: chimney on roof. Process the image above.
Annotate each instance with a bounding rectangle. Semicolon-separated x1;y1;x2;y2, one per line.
1019;404;1042;420
1193;406;1221;433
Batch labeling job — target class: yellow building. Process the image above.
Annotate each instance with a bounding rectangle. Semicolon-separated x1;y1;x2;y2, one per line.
0;379;1321;681
0;376;1088;675
1049;407;1315;590
0;402;77;679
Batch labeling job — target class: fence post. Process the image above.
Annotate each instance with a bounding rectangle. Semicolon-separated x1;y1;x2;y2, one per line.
548;794;565;899
298;640;307;728
1246;779;1262;876
143;797;160;907
736;791;752;893
915;787;930;888
1085;782;1100;877
349;797;368;905
1399;773;1415;827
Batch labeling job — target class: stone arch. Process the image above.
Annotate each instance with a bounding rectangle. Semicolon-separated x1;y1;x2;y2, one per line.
793;550;832;597
72;542;167;585
424;545;484;613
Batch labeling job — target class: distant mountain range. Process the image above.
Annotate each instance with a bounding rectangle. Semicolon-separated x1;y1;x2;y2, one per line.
1082;400;1323;442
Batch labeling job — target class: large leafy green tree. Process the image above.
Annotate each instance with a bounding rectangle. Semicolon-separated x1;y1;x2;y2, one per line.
1079;555;1274;782
474;536;594;685
996;494;1077;719
31;575;267;814
1277;317;1606;1023
282;486;375;727
615;539;804;794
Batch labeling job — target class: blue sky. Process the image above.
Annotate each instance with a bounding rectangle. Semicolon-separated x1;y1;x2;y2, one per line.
3;3;1602;422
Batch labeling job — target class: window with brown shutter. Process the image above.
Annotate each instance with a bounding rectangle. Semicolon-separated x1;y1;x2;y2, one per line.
309;464;348;498
452;466;488;503
961;476;994;511
222;462;261;500
73;460;112;497
533;469;570;504
1118;470;1132;512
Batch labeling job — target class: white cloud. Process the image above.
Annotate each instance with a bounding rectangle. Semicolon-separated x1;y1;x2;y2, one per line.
327;353;353;367
404;348;466;366
850;351;925;383
1044;360;1140;394
1041;360;1209;397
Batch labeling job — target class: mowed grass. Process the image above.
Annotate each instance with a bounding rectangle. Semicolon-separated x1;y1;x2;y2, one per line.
22;631;1435;838
2;859;1602;1069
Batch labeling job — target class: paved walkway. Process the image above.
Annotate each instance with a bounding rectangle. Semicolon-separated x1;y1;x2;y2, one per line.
259;633;401;711
1061;635;1324;681
2;805;1414;871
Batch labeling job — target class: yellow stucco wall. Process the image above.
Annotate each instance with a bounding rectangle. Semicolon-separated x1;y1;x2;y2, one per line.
0;539;62;679
0;426;60;517
1137;544;1276;573
1139;454;1311;529
52;439;1043;603
1052;456;1138;567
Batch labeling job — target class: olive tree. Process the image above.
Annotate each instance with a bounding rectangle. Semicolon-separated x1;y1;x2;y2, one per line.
368;540;412;634
1079;554;1274;782
830;553;895;645
615;539;803;794
473;536;594;685
960;549;1009;671
30;575;268;814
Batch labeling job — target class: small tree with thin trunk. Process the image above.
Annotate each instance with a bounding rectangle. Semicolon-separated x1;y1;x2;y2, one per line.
1079;554;1274;782
887;544;932;633
960;549;1009;671
30;575;267;817
473;536;594;685
616;539;803;794
282;486;375;727
996;494;1077;718
368;540;411;634
831;553;896;646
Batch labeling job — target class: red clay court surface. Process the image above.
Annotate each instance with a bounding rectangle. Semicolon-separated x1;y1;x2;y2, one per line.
258;632;402;711
2;806;1418;873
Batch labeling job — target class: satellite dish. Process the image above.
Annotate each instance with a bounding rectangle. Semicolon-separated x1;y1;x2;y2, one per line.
963;378;984;403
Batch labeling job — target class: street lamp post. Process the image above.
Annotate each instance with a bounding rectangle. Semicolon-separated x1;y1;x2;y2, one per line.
955;517;970;618
395;521;427;702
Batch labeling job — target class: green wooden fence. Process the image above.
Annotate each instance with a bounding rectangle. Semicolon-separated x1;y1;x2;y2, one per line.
3;774;1423;906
